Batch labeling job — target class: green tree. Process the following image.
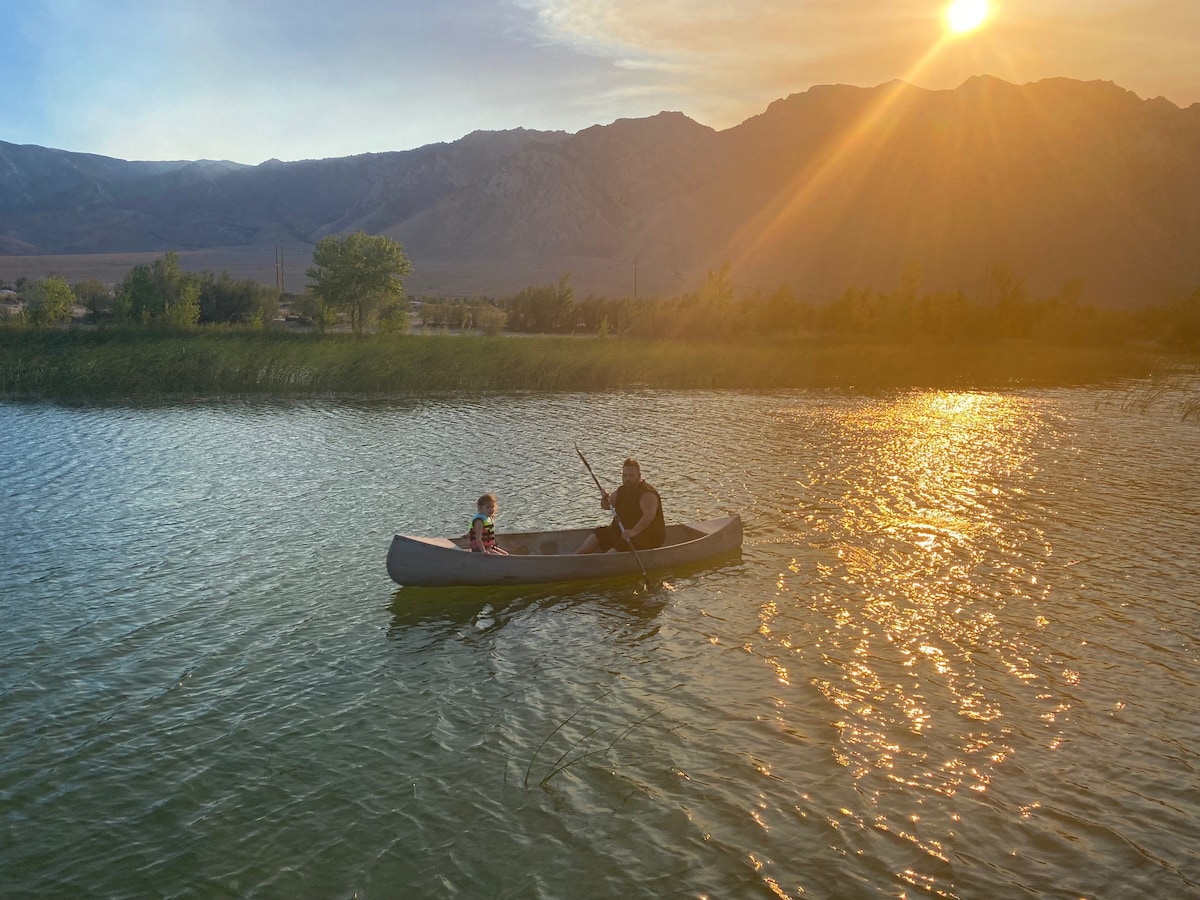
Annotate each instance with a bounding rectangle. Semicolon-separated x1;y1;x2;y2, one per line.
25;276;76;326
822;286;876;334
152;251;199;327
671;262;737;339
291;291;340;331
114;265;157;324
197;272;279;324
114;252;200;327
700;261;734;306
163;280;201;328
919;290;975;339
376;297;410;335
305;232;413;336
1165;285;1200;351
897;262;923;303
475;303;507;336
750;284;808;335
417;299;449;330
982;261;1030;338
505;275;575;333
73;279;113;321
452;300;474;330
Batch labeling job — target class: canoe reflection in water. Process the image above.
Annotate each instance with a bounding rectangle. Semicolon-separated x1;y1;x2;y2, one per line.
385;579;669;635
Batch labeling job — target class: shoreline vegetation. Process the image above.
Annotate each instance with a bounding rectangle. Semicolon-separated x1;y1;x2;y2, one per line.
0;327;1192;402
2;247;1198;404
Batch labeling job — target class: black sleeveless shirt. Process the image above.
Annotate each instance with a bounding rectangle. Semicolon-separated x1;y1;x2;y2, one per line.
613;480;666;548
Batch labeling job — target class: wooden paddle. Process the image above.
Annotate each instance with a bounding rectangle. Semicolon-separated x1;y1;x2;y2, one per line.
575;443;651;588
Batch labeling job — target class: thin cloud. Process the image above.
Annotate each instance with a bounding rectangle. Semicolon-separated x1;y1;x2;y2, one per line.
519;0;1200;114
4;0;1198;162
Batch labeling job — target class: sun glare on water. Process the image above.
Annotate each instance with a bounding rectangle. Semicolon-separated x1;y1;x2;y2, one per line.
945;0;989;34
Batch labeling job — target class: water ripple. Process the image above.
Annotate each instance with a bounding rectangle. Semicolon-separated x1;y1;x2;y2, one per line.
2;387;1199;897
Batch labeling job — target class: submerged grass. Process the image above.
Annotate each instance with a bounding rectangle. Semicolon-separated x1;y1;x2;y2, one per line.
0;327;1182;401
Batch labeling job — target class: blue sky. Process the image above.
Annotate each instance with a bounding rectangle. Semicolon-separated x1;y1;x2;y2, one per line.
3;0;1198;164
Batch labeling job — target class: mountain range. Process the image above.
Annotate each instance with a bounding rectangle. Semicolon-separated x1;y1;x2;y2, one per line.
2;75;1198;306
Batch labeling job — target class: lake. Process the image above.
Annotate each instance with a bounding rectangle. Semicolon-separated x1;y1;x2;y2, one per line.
2;386;1198;898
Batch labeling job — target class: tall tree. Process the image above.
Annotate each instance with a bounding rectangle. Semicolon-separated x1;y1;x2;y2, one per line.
305;232;413;336
506;275;574;333
162;281;201;328
114;252;200;326
73;279;113;321
25;276;76;326
114;265;157;324
291;291;339;332
152;251;199;327
983;261;1031;339
197;272;278;324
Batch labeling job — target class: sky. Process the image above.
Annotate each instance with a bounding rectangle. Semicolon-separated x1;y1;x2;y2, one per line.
2;0;1198;165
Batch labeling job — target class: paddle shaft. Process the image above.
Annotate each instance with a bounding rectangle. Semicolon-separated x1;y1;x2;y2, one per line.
574;444;651;585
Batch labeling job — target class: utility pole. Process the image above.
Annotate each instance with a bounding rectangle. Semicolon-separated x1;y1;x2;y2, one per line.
275;245;283;298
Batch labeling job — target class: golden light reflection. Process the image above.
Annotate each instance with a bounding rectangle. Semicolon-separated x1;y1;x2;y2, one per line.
752;389;1069;868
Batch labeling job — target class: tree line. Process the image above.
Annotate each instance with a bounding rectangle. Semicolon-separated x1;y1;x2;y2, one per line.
3;236;1199;351
481;262;1200;351
2;253;281;328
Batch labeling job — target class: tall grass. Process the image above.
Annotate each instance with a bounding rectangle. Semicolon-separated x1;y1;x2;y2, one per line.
0;326;1176;401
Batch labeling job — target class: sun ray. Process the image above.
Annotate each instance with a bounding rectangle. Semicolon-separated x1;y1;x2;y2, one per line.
721;0;1013;288
724;36;953;283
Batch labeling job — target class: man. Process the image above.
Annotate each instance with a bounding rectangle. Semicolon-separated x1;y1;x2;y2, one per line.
576;458;666;553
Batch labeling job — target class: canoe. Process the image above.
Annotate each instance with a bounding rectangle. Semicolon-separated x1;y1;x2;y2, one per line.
387;515;742;587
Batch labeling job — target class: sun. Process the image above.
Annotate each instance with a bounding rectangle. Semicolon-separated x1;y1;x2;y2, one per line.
944;0;989;34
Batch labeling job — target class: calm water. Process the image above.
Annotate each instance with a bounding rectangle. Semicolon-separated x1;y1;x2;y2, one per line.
2;387;1198;899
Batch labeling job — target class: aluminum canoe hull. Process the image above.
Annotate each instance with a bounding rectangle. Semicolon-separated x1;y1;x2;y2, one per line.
387;515;742;587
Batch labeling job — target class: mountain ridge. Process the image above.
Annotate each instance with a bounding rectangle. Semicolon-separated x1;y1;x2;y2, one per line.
2;76;1198;306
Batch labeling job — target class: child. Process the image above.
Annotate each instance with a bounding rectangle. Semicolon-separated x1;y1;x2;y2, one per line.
469;494;509;554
